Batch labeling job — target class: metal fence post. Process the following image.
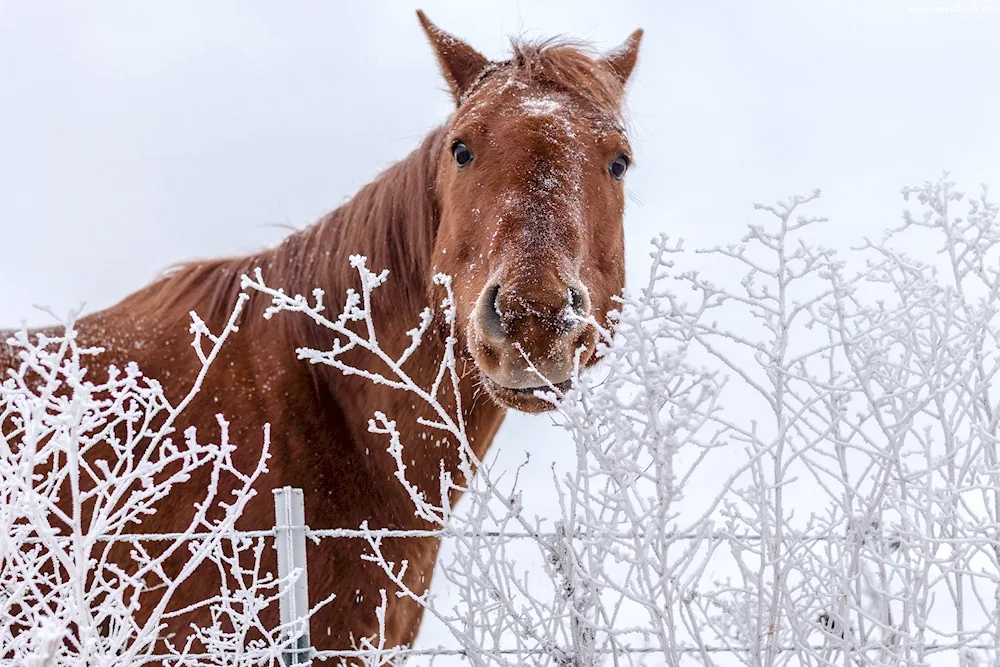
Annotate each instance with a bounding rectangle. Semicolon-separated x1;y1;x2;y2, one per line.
274;486;312;665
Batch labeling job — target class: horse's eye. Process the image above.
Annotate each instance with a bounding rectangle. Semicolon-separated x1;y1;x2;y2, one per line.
609;154;629;180
452;141;473;167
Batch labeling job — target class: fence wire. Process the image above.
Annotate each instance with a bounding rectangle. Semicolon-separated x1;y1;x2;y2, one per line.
10;488;994;664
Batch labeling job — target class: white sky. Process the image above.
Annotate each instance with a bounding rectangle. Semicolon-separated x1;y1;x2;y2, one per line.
2;0;999;656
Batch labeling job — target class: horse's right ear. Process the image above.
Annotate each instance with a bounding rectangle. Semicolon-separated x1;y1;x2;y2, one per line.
417;10;490;104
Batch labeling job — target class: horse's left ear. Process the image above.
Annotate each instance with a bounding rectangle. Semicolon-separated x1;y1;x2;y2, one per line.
601;29;644;87
417;10;490;104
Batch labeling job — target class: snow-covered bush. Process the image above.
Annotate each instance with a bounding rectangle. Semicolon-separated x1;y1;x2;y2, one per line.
4;175;996;666
249;175;999;665
0;296;312;666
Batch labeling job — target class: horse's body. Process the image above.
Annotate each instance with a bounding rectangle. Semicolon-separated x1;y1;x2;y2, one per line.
0;12;640;652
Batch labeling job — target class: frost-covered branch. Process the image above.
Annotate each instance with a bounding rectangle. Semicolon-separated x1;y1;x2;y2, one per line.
0;297;315;666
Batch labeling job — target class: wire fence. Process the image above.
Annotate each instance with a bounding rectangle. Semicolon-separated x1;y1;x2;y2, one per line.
42;486;984;666
21;527;844;544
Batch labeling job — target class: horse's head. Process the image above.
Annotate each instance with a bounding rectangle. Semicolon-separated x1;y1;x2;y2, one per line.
418;12;642;413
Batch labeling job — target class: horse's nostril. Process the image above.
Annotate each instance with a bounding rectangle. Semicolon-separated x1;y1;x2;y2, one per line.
480;284;505;339
490;284;502;311
568;286;587;317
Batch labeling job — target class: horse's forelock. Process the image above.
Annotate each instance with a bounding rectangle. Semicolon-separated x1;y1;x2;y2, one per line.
460;38;627;114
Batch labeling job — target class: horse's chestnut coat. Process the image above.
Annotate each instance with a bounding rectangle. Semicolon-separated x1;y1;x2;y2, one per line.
0;10;642;654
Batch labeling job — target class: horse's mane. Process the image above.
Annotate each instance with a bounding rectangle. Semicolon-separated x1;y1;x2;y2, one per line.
127;38;619;339
132;127;447;336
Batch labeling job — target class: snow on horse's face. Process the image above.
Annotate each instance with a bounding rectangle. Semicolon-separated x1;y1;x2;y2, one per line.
420;13;642;412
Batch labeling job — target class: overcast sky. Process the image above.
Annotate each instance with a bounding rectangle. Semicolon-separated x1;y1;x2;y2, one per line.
3;1;998;323
2;0;998;654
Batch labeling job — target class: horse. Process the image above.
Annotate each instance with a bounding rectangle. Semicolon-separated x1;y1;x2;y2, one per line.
0;10;642;654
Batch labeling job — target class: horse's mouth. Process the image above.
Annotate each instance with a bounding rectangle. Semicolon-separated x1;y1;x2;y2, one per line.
479;374;573;413
507;379;573;394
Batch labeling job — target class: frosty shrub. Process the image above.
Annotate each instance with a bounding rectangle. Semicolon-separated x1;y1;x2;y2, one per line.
248;175;998;666
3;175;997;667
0;296;315;666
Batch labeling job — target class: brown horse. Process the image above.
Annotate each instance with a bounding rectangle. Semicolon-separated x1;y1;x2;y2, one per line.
0;11;641;653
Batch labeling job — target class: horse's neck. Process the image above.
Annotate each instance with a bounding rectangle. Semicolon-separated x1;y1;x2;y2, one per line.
264;126;447;373
264;129;507;495
281;227;507;496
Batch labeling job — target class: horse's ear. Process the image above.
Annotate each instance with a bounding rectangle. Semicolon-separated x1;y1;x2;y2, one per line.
417;10;490;103
600;29;644;87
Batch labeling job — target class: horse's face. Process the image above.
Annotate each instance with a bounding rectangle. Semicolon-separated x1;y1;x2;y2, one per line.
419;12;642;413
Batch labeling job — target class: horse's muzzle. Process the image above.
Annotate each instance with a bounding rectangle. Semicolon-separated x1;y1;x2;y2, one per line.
471;278;596;394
